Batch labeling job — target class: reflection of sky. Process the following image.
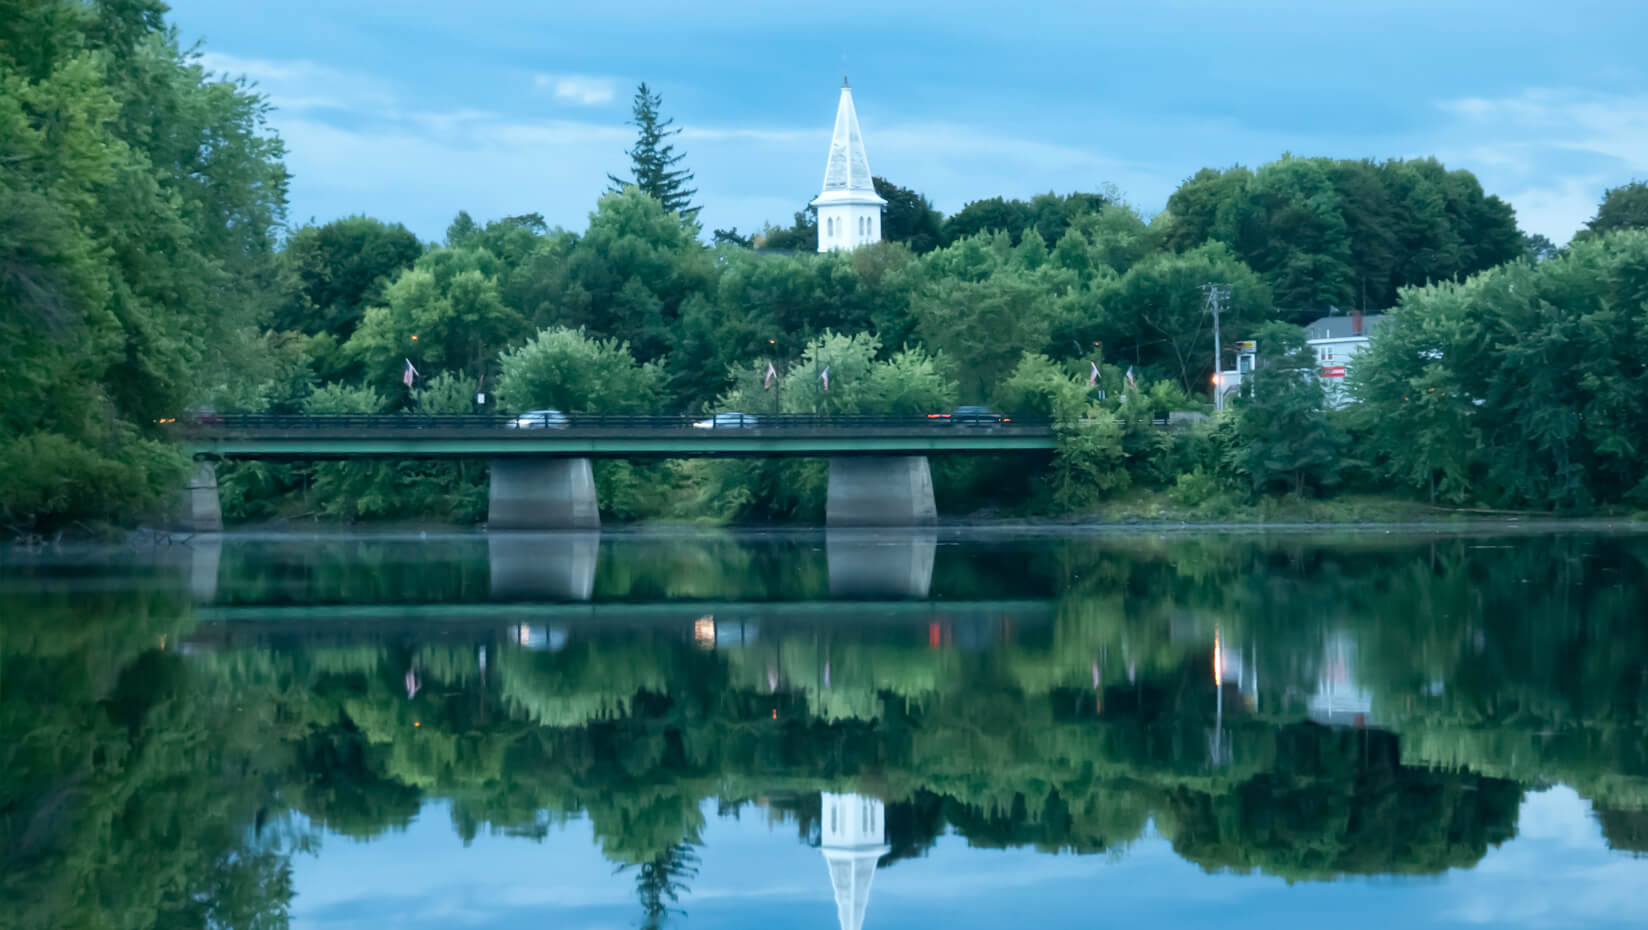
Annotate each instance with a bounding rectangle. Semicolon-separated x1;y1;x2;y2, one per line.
292;787;1647;929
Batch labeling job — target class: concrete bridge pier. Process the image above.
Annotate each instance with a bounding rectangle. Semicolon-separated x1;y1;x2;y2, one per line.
488;458;600;530
825;456;937;527
174;459;223;533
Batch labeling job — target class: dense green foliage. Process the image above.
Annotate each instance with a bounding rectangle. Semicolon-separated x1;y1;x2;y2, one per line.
1162;157;1524;311
1581;180;1648;238
1353;231;1648;510
8;2;1644;529
1;0;287;530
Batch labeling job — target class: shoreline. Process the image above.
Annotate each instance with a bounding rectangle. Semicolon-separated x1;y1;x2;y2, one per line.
6;513;1646;555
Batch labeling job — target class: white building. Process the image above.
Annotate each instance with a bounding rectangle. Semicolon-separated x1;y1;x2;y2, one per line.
1215;311;1385;408
812;79;886;253
819;792;890;930
1305;311;1383;406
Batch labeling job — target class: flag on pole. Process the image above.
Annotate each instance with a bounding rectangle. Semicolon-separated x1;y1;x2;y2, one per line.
764;361;777;389
1089;361;1100;387
1124;365;1137;389
820;366;830;392
403;358;419;388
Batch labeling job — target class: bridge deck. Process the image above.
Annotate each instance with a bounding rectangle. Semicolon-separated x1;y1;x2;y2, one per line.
178;414;1058;459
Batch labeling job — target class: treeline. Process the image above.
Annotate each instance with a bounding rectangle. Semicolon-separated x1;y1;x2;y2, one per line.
8;2;1648;529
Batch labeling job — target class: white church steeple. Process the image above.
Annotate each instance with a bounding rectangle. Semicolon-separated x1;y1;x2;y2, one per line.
819;792;889;930
812;78;886;253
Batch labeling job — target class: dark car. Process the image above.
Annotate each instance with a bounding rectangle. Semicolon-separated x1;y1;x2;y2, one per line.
948;405;1001;427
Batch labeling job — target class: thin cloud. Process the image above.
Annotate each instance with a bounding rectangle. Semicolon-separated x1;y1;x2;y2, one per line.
535;73;617;106
197;50;396;114
1435;88;1648;242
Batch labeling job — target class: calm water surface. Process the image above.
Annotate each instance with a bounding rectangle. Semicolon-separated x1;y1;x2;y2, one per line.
4;529;1647;929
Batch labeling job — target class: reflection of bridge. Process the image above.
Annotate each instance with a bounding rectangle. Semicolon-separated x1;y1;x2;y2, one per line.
173;415;1056;531
186;530;954;605
185;530;1052;646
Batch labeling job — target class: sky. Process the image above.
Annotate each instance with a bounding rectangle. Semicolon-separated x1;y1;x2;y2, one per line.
289;788;1648;929
164;0;1648;246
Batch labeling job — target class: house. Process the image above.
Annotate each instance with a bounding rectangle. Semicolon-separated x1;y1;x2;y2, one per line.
1305;311;1385;406
1215;310;1386;408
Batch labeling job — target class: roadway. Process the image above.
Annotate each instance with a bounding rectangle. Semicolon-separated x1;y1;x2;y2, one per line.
177;413;1058;459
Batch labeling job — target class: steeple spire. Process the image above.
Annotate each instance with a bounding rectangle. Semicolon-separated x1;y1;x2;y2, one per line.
819;84;877;197
812;82;886;252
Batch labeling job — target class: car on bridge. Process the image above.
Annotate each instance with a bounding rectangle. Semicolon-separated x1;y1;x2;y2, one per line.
929;405;1005;427
692;412;760;429
505;409;569;429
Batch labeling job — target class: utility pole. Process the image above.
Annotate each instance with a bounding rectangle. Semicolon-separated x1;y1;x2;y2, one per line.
1202;283;1231;411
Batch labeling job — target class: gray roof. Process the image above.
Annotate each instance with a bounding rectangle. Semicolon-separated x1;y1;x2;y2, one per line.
1304;313;1386;341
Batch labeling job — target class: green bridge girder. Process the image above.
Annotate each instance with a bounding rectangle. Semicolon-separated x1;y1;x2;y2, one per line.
183;430;1057;459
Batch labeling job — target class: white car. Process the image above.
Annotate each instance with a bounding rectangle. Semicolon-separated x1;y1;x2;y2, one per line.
505;409;569;429
692;412;760;429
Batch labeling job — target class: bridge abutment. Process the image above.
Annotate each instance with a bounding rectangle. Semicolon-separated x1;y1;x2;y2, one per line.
174;459;223;533
488;458;600;530
825;456;937;527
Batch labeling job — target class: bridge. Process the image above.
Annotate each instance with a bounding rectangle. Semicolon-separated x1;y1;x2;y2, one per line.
173;414;1056;531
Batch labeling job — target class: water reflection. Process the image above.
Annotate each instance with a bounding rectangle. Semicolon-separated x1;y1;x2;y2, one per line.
487;532;599;602
827;530;936;599
5;531;1648;929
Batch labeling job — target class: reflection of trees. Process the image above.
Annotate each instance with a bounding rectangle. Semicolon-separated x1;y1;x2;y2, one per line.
12;529;1648;926
0;592;298;930
621;840;702;930
1157;725;1520;880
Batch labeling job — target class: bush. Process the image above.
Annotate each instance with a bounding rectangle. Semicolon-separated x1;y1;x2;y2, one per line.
0;433;186;531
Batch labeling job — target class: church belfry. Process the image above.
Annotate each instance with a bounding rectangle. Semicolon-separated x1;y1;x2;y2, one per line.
812;78;886;252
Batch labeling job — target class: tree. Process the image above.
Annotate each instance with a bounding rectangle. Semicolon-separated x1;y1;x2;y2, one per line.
1163;157;1523;312
0;0;287;529
1351;231;1648;511
941;191;1108;246
711;227;752;248
537;187;714;363
272;216;422;340
1097;243;1271;397
496;325;665;413
873;176;942;253
1227;321;1347;495
757;210;817;252
608;82;698;221
345;249;528;397
1581;180;1648;238
1524;233;1558;262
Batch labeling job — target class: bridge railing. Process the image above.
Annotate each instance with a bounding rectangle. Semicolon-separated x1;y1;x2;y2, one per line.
178;412;1057;434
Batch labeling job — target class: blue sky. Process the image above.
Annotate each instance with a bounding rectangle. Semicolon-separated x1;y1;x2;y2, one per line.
288;788;1648;929
167;1;1648;245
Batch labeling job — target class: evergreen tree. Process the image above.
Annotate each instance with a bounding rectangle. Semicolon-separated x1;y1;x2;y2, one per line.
608;82;699;221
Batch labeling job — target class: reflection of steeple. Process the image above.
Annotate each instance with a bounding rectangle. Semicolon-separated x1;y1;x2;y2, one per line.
820;792;889;930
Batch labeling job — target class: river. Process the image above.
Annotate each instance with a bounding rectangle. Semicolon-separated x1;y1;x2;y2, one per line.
3;528;1645;929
